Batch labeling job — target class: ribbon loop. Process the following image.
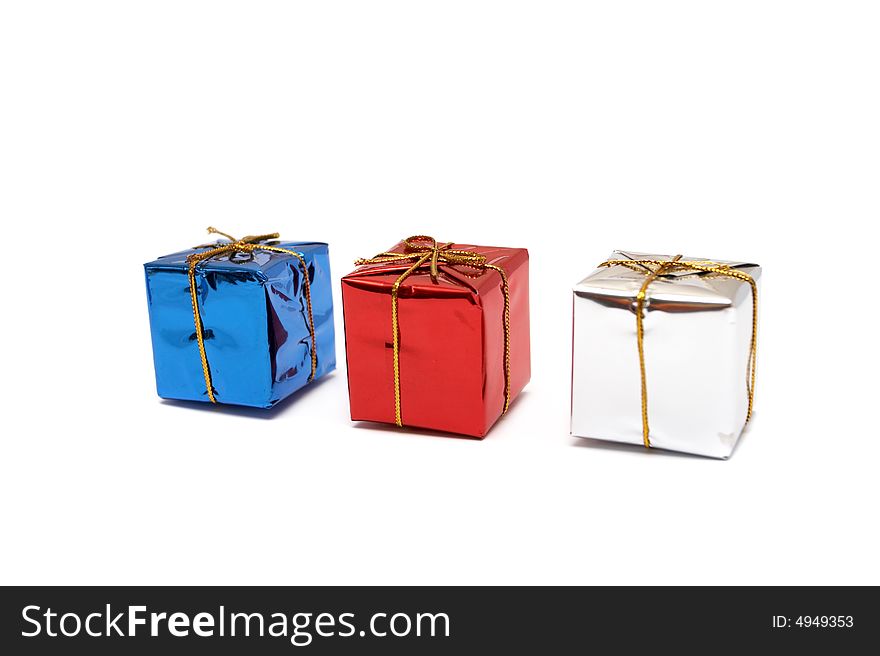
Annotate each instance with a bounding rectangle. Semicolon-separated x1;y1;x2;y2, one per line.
598;255;758;449
187;227;319;403
355;236;511;428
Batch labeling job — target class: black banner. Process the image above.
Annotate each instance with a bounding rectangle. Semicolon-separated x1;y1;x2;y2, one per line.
0;586;874;654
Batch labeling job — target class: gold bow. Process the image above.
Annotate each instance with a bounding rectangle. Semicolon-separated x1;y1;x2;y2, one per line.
355;235;512;427
187;227;318;403
598;256;758;449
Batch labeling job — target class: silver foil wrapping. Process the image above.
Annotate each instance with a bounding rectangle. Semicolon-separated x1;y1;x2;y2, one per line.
571;250;761;459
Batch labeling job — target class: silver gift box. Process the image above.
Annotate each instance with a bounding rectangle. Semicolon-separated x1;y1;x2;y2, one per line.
570;250;761;459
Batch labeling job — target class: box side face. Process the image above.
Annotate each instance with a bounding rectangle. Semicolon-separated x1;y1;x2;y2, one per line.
571;288;746;458
265;243;336;404
144;265;272;407
729;272;759;443
342;279;486;436
481;251;530;434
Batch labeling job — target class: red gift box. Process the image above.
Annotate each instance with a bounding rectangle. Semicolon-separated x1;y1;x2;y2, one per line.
341;236;530;437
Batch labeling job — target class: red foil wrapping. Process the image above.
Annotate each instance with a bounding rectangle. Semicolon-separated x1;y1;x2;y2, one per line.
342;240;530;437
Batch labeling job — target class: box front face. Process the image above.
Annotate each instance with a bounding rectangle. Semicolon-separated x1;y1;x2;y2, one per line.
145;266;272;406
342;279;486;436
571;295;742;458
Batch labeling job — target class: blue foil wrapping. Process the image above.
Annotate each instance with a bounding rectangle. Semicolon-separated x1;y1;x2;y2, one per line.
144;240;336;407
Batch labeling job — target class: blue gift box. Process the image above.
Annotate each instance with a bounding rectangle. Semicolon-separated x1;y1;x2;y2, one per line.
144;235;336;407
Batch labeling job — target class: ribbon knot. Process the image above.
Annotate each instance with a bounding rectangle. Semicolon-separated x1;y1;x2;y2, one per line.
186;227;319;404
355;236;511;428
355;234;490;283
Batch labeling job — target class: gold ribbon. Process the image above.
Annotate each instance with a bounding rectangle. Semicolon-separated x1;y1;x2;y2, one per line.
598;256;758;448
187;227;318;403
355;235;512;427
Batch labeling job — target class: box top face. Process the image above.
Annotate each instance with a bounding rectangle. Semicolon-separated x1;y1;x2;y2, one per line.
574;249;761;308
343;240;528;298
144;240;329;277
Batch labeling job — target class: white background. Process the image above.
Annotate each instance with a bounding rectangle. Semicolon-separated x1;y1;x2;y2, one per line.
1;1;878;585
